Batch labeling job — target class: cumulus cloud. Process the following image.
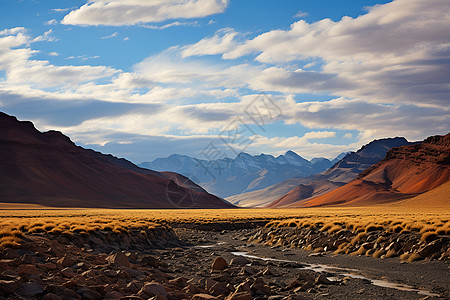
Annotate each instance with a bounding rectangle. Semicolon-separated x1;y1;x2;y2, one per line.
0;28;117;88
62;0;229;26
195;0;450;106
182;28;239;57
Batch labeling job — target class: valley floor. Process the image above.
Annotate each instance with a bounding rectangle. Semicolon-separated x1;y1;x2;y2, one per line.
0;212;449;300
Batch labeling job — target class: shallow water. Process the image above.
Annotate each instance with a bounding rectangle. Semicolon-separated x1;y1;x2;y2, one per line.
231;251;440;297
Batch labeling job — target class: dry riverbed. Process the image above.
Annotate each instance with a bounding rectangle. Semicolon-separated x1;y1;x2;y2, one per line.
1;222;448;300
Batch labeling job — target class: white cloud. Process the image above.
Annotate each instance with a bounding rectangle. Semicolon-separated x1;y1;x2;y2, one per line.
45;19;58;26
101;32;118;39
294;11;308;18
51;8;71;13
32;29;57;42
142;21;198;30
62;0;229;26
182;28;238;57
48;52;59;56
123;37;129;41
343;133;352;139
210;0;450;106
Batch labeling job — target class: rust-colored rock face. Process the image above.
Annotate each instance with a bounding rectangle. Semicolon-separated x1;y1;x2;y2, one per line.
280;133;450;207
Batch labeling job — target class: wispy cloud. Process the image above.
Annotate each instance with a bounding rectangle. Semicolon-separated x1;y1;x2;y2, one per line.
32;29;57;42
101;32;118;39
142;21;198;30
294;10;308;18
66;55;100;61
51;8;71;13
44;19;58;26
61;0;229;26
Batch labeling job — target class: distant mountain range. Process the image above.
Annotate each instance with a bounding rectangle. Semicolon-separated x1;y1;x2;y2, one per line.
0;112;232;208
139;151;346;198
228;137;413;207
287;133;450;207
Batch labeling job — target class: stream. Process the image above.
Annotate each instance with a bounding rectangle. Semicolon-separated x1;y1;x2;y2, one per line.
230;251;441;297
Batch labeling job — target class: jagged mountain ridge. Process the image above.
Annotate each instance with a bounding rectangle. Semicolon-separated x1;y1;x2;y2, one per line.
227;137;412;207
140;151;343;198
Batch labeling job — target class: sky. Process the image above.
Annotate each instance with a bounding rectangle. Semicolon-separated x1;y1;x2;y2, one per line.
0;0;449;164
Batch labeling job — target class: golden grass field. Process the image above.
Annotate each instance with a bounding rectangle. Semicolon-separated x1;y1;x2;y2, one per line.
1;205;448;250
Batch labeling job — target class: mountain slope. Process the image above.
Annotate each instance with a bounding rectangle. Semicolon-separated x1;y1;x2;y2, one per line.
140;151;337;198
295;133;450;207
392;181;450;209
0;112;233;208
229;137;412;207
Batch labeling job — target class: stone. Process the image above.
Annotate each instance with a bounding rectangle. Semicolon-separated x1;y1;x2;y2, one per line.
0;280;18;296
17;264;41;275
57;255;75;268
141;255;160;268
235;281;251;293
42;293;63;300
16;282;44;297
63;288;81;300
106;252;130;268
211;257;228;271
205;278;218;291
104;291;124;299
61;267;76;277
238;266;255;275
192;294;219;300
230;256;249;266
78;287;102;300
138;282;167;298
17;254;36;265
262;267;279;276
251;278;271;295
315;274;332;285
210;281;230;296
226;291;253;300
418;240;442;257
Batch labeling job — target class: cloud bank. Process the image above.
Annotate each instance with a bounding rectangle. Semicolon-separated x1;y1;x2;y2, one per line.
62;0;229;26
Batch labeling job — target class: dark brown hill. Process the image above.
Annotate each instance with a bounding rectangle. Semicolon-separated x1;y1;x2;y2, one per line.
0;112;233;208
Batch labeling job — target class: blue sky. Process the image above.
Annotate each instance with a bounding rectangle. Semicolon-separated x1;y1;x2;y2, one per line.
0;0;449;163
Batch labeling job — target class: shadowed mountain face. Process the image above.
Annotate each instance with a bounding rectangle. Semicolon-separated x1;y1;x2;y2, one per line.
291;133;450;207
229;137;411;207
140;151;340;198
0;112;233;208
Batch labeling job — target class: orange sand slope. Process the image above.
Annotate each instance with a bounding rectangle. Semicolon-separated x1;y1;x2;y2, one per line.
392;181;450;209
287;133;450;207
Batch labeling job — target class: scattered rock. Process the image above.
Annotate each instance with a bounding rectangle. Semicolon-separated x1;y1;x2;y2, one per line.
238;266;256;275
42;292;63;300
57;255;75;268
315;274;332;285
16;282;44;297
107;252;131;268
230;256;249;266
141;255;160;268
211;257;228;271
226;291;253;300
17;264;41;275
61;267;76;277
192;294;219;300
138;282;167;298
0;280;18;296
